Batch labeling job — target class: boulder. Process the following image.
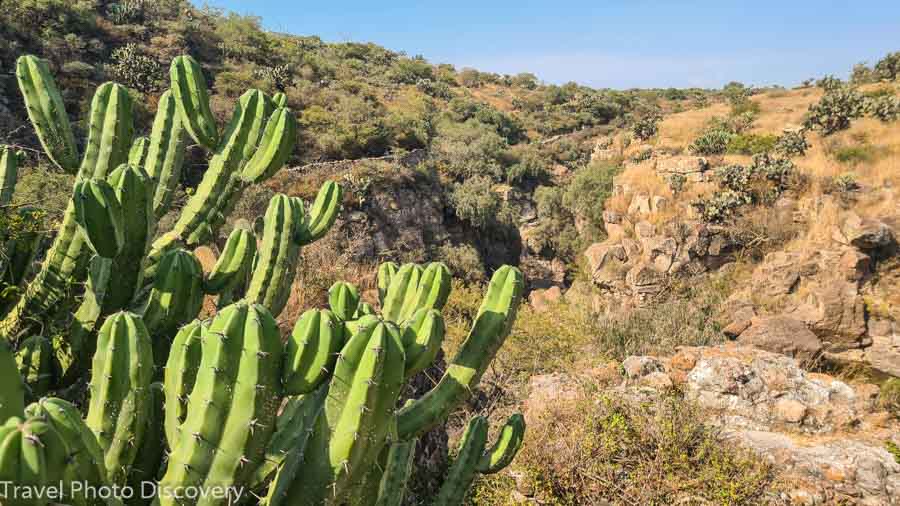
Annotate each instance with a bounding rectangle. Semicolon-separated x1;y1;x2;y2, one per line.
655;155;710;182
529;286;563;312
627;193;651;216
841;212;896;250
737;316;823;364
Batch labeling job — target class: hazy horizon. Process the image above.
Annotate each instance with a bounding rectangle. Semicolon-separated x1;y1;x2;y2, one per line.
198;1;899;90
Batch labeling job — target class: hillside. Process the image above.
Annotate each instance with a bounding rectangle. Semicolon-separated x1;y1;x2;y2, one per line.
1;1;900;505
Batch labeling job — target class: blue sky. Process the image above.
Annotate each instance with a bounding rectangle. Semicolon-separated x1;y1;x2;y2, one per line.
199;1;900;90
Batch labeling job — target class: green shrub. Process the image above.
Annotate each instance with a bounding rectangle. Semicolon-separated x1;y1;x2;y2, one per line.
415;78;452;99
833;145;877;165
689;128;734;155
695;155;798;223
504;388;773;505
388;56;434;84
448;175;502;229
830;172;860;194
880;378;900;417
562;162;620;234
804;85;867;135
107;43;161;92
667;173;687;195
437;243;485;282
431;119;508;181
632;115;659;141
727;133;777;155
630;147;653;163
816;75;843;91
866;94;900;122
874;51;900;81
506;145;548;185
774;129;809;157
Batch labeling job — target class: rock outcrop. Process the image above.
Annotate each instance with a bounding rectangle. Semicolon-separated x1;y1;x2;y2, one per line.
526;344;900;505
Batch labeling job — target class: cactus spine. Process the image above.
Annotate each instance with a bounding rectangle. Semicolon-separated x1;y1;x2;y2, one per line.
85;311;154;485
158;301;283;505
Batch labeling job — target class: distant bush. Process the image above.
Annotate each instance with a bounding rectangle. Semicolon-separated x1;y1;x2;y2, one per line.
630;148;653;163
388;56;434;84
431;119;508;181
448;175;502;229
506;145;548;185
874;51;900;81
880;378;900;417
689;128;733;155
774;129;809;157
803;85;867;135
851;62;878;85
562;162;620;234
667;173;687;195
106;0;146;25
727;133;777;155
694;154;798;222
866;94;900;122
632;115;660;141
830;172;860;194
415;78;452;99
833;145;877;165
816;75;843;91
437;243;485;282
107;43;161;92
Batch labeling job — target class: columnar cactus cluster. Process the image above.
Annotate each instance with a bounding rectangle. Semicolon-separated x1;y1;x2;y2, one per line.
0;53;525;506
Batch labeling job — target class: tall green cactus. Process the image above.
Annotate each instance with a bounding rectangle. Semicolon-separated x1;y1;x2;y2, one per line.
0;342;25;421
85;311;154;485
0;416;69;506
158;301;283;506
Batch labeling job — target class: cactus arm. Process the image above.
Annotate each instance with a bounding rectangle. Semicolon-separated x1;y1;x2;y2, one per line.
328;281;361;321
299;181;343;246
15;55;79;173
140;249;204;362
0;147;20;206
128;382;166;503
203;228;256;295
158;302;283;505
74;179;125;258
433;416;489;506
272;92;288;108
79;82;135;180
145;90;187;218
400;308;445;379
410;262;452;315
397;266;524;439
0;417;70;503
381;263;423;323
253;384;327;491
170;55;219;150
374;412;417;506
0;342;25;421
284;322;406;505
84;312;154;485
25;397;109;505
283;309;346;396
15;336;60;400
245;194;305;317
162;320;203;451
241;107;297;183
477;413;526;474
129;136;150;167
376;262;399;306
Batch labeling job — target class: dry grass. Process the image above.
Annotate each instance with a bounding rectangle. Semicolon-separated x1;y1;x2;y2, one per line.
656;101;730;150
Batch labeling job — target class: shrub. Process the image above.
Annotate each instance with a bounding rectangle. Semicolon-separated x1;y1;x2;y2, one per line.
803;85;867;135
830;172;860;194
774;129;809;157
631;115;659;141
106;0;146;24
629;147;653;163
431;119;508;181
388;56;434;84
562;162;620;234
415;78;452;99
695;155;798;223
437;243;485;282
107;43;162;92
689;128;733;155
866;94;900;122
816;75;843;91
448;175;502;229
727;133;777;155
506;388;774;505
880;378;900;417
874;51;900;81
506;145;548;185
667;173;687;195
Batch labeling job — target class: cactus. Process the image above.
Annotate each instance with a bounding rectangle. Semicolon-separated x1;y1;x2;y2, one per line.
0;416;69;506
162;320;203;451
432;413;525;506
377;262;398;305
328;281;361;321
398;265;523;439
15;335;60;399
145;89;186;218
15;56;79;173
0;147;20;206
283;309;346;395
85;311;154;485
0;342;25;421
245;194;304;316
140;248;204;359
298;180;343;245
400;308;445;379
373;409;417;506
74;178;126;258
129;137;150;167
24;397;109;506
203;227;256;294
158;301;283;506
128;382;165;504
170;55;218;150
